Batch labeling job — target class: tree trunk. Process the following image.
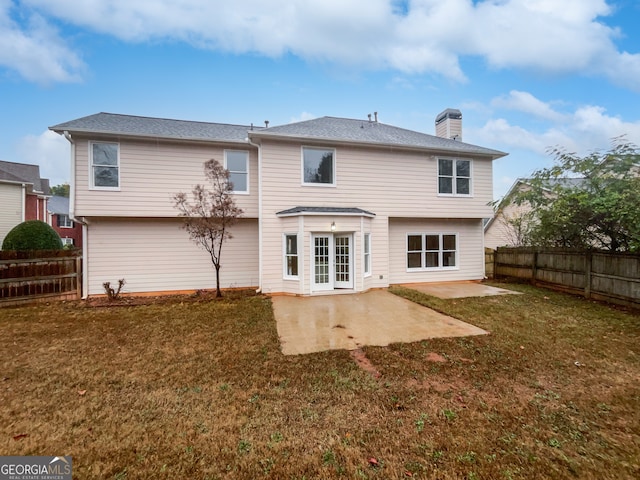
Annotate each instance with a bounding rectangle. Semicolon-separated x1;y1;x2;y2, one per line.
215;264;222;297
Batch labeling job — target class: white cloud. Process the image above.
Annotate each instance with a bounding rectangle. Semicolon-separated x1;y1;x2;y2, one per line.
16;130;70;186
491;91;567;123
476;118;575;154
475;91;640;157
0;0;84;84
11;0;639;90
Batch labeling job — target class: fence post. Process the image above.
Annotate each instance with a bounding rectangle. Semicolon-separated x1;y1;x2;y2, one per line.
531;249;538;285
584;251;592;299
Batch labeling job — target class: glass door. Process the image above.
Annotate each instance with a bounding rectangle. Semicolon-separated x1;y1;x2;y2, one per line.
312;235;332;291
334;235;353;289
311;234;354;291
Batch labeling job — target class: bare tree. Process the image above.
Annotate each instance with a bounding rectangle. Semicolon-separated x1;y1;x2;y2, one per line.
173;159;243;297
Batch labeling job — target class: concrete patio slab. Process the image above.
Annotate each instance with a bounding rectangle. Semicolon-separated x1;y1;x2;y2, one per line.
272;290;488;356
402;282;523;299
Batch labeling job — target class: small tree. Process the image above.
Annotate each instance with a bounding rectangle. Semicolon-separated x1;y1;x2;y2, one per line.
512;137;640;252
51;183;70;197
173;159;243;297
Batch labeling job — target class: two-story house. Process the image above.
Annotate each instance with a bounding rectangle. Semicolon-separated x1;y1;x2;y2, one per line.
0;160;50;245
50;110;506;297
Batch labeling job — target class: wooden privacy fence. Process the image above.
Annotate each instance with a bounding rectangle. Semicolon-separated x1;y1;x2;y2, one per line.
484;247;495;279
494;247;640;309
0;250;82;306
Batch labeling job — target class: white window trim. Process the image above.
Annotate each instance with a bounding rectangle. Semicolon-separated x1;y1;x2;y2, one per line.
363;232;371;277
89;141;121;191
301;146;337;187
61;237;74;246
406;232;459;272
283;233;300;280
224;150;250;195
437;157;473;197
58;214;73;228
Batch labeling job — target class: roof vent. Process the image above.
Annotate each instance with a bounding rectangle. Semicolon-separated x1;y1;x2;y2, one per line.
435;108;462;141
265;120;269;128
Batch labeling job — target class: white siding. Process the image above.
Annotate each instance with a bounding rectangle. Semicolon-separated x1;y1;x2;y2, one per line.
86;218;258;295
389;218;486;284
260;140;494;221
74;137;259;218
260;140;494;294
0;183;23;245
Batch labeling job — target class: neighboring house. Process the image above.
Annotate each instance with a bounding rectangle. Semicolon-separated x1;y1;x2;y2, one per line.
50;110;507;297
0;160;50;245
484;177;586;249
47;195;83;248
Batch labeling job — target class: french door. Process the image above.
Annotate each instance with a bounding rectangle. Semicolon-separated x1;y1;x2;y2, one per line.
312;234;353;291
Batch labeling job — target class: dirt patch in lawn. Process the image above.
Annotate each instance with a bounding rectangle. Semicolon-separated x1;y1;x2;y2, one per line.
349;348;382;379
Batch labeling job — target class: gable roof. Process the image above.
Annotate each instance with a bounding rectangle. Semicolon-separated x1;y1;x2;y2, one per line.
50;112;262;144
251;116;506;158
0;160;50;194
47;195;70;215
50;112;507;159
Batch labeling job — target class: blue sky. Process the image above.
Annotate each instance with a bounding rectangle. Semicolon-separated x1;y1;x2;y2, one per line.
1;0;639;199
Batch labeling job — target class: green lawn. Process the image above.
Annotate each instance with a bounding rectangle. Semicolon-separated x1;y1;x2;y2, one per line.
1;284;638;479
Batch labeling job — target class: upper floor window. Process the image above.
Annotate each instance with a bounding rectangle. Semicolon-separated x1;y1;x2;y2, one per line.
57;214;73;228
302;147;335;186
438;158;471;195
90;142;119;189
225;150;249;194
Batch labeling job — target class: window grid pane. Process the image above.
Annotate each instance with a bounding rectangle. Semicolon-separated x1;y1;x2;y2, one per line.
314;237;330;284
303;148;334;184
438;158;471;195
92;143;119;188
285;235;298;277
406;234;457;270
229;172;247;192
335;237;350;283
364;233;371;275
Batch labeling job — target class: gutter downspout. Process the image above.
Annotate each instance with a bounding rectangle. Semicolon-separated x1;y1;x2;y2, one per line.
63;131;89;299
21;184;26;222
246;135;262;294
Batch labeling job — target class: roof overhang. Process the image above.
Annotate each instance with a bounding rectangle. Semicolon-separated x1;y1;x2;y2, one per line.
276;206;376;218
49;128;253;146
248;131;507;160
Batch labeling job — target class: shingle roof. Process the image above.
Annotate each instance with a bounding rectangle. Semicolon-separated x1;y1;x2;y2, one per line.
0;160;50;194
276;206;376;217
50;112;261;143
47;195;70;215
50;112;506;158
252;116;506;158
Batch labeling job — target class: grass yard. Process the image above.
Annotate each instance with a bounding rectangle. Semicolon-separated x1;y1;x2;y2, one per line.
0;284;638;479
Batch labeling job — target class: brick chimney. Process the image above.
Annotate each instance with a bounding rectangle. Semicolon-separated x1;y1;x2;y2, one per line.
435;108;462;141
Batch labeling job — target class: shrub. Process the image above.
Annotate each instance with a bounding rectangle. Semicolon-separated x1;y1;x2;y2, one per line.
2;220;63;250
